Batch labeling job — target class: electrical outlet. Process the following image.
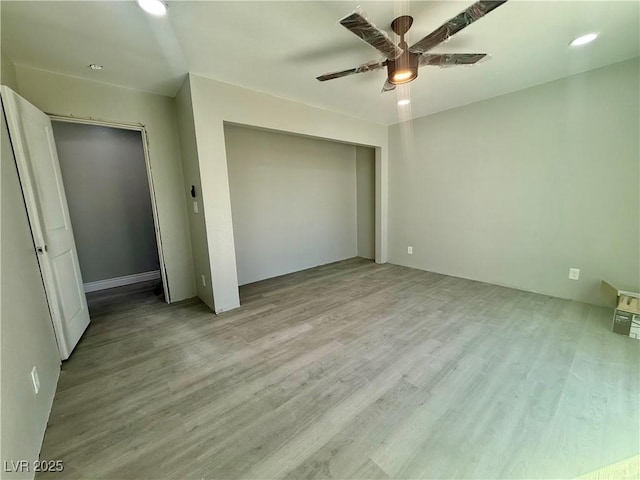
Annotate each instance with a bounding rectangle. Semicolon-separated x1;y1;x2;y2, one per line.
31;366;40;394
407;246;413;255
569;268;580;280
201;274;206;287
193;201;198;214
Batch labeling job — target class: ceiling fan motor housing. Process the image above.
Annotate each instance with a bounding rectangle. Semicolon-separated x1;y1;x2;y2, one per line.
387;51;419;85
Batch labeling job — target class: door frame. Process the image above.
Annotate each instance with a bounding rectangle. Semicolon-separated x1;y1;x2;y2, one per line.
48;114;170;303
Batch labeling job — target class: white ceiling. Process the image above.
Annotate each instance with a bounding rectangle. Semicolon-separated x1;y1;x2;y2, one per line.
2;1;638;125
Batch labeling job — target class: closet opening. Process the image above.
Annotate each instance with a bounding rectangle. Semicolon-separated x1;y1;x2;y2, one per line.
51;117;169;311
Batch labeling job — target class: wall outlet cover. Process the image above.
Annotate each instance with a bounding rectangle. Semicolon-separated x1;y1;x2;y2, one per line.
569;268;580;280
201;274;206;287
408;246;413;255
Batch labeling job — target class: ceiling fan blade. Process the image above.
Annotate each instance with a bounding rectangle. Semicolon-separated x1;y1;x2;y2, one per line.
317;60;386;82
419;53;487;67
382;80;396;93
340;12;403;60
409;1;507;54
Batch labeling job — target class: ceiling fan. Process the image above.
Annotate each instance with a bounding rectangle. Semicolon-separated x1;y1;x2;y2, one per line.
317;0;508;92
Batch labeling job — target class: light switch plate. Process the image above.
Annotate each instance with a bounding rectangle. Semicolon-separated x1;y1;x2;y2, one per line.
569;268;580;280
31;366;40;394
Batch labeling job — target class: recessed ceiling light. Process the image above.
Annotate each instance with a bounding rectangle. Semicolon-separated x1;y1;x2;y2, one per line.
569;32;599;47
136;0;168;16
89;64;104;70
397;99;411;106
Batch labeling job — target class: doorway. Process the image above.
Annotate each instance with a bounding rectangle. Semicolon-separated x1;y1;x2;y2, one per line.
50;118;168;309
224;123;376;287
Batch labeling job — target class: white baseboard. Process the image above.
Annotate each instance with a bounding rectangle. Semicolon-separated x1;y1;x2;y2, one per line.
84;270;161;293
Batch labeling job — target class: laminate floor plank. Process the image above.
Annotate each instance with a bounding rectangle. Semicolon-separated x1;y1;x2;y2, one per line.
37;258;640;480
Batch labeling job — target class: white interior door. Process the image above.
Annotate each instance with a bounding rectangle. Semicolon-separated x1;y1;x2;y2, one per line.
2;86;90;360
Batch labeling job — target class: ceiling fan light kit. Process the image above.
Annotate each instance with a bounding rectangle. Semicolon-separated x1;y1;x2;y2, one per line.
316;1;508;93
387;52;419;85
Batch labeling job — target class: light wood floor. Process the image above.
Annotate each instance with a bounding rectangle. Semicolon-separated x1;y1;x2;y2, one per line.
38;258;640;479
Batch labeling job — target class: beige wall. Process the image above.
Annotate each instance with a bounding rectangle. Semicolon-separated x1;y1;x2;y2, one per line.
14;65;195;302
388;58;640;304
1;49;18;91
188;74;388;312
175;79;214;310
356;146;375;259
1;107;60;480
225;124;359;285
